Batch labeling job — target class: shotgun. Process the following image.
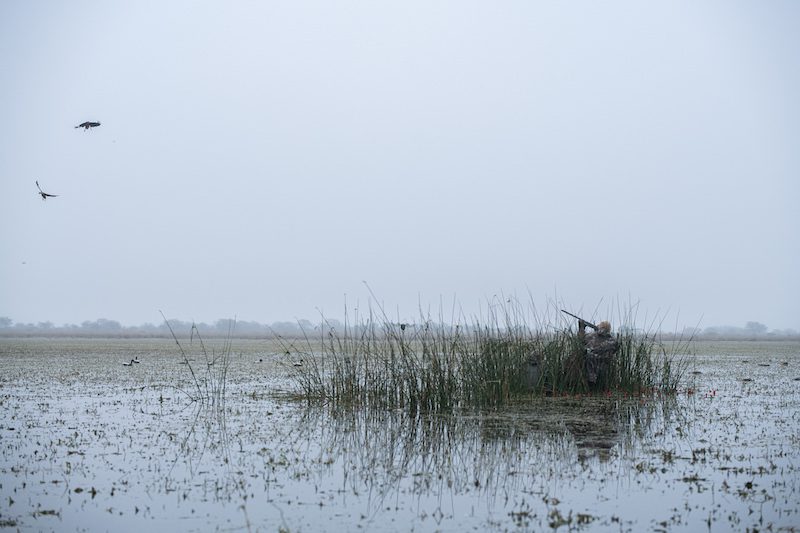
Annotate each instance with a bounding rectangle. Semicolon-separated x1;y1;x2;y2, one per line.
560;310;598;330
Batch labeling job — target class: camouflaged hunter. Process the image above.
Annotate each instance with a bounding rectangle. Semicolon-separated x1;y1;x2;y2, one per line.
562;310;620;386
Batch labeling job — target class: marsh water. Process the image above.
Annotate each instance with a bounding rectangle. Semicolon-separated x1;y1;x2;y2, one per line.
0;338;798;532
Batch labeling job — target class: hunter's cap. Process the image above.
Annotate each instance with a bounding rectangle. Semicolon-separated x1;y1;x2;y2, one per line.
597;321;612;333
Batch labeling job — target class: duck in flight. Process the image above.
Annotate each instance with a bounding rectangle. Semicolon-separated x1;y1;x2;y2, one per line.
36;181;58;201
75;121;101;130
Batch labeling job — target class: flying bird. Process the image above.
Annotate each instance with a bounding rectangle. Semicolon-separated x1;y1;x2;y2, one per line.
75;121;101;130
35;181;58;201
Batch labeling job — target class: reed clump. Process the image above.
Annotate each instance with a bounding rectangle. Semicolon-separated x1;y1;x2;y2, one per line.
526;328;686;394
286;300;690;412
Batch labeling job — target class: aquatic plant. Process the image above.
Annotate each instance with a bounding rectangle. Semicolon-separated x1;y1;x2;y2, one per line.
161;312;234;409
161;314;238;484
285;297;691;411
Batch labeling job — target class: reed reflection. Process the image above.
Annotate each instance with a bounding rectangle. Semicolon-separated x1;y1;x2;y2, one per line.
292;395;682;508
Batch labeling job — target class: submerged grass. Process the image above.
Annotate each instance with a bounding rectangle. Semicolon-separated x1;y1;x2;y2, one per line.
286;298;691;412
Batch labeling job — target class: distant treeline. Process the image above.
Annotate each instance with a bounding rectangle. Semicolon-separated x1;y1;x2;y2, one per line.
0;317;797;340
0;317;333;338
662;322;800;341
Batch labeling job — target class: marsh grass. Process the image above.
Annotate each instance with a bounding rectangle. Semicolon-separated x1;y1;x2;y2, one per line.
529;328;689;394
162;312;234;408
162;313;236;476
162;316;260;531
286;298;691;412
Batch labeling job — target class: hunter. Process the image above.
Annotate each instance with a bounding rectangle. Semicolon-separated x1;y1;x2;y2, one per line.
578;319;619;387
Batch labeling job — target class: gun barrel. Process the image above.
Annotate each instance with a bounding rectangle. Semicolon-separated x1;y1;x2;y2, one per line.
560;309;598;330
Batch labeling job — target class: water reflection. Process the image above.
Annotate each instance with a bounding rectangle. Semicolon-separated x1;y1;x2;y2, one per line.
287;395;680;509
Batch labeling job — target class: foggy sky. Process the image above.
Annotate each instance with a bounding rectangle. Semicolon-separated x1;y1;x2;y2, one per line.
1;1;798;330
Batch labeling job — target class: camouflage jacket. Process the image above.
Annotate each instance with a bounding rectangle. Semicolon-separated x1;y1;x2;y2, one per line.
585;333;619;360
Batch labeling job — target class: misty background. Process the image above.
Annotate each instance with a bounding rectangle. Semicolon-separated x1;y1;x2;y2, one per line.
0;315;796;340
1;2;798;332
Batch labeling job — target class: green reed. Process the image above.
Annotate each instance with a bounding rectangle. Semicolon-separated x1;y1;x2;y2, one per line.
527;328;688;395
286;299;690;412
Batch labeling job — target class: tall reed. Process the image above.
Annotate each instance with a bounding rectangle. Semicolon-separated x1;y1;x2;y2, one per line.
162;312;234;411
163;314;237;476
285;298;690;412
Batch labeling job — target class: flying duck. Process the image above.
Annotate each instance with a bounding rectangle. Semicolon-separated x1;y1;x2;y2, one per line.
36;181;58;201
75;121;101;130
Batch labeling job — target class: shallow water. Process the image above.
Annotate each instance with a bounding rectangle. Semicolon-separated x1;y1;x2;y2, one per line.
0;338;798;531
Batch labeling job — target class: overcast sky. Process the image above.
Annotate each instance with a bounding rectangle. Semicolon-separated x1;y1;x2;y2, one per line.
1;1;798;330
